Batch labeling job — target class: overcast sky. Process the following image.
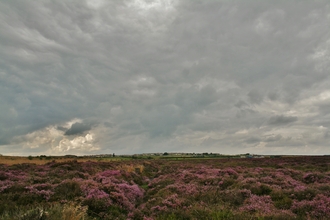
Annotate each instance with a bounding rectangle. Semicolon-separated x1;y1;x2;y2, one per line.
1;0;330;156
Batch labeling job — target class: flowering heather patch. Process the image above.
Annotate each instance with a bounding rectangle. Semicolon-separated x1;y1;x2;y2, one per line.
0;180;14;193
219;167;239;177
0;156;330;219
239;194;275;215
98;169;121;177
292;194;330;218
25;183;55;201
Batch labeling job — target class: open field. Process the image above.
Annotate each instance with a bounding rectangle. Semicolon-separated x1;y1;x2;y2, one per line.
0;153;295;165
0;155;128;165
0;156;329;219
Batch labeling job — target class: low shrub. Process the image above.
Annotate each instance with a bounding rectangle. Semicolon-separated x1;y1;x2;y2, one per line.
221;189;251;207
293;188;317;201
270;191;292;209
52;180;82;201
250;184;272;196
219;178;236;190
0;203;90;220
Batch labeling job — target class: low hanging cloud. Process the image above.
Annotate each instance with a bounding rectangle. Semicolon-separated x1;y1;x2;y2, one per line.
5;120;99;156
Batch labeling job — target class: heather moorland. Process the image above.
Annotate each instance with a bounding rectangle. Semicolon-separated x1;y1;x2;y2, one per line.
0;156;329;219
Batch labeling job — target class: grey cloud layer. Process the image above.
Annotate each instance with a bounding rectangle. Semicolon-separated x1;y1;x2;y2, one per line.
0;0;330;155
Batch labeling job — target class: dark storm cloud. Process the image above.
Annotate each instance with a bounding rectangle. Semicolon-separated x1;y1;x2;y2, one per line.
245;136;261;144
57;126;67;132
0;139;9;146
235;100;249;109
267;92;279;101
1;0;330;155
248;90;263;104
64;122;92;136
268;115;298;125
